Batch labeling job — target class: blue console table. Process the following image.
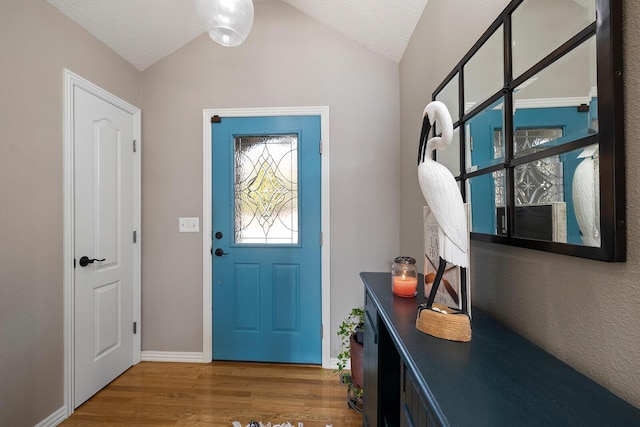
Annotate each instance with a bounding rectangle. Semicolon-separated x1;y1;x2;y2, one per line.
360;272;640;426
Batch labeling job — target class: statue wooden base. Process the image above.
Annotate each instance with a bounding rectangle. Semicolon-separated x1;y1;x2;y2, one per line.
416;303;471;342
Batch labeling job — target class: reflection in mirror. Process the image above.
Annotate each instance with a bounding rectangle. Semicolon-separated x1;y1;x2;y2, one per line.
572;143;600;246
512;155;567;243
512;0;596;79
510;144;600;246
435;74;460;123
464;26;503;114
513;202;567;242
466;98;504;172
513;36;597;158
469;171;504;236
436;127;460;176
435;0;623;260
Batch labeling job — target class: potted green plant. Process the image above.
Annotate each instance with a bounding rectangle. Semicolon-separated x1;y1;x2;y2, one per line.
337;307;364;411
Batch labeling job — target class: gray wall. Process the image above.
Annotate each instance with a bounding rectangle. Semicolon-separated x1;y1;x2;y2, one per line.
0;1;141;425
400;0;640;408
140;1;400;355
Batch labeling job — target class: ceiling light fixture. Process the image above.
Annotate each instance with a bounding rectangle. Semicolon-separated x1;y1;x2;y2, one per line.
196;0;254;47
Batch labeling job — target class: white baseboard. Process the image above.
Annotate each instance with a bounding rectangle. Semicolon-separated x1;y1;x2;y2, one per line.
141;351;205;363
142;352;342;368
35;406;67;427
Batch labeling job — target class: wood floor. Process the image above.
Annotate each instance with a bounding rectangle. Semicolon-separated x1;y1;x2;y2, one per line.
60;361;363;427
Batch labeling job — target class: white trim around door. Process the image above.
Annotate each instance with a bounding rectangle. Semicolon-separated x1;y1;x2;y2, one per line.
202;107;331;368
63;69;141;417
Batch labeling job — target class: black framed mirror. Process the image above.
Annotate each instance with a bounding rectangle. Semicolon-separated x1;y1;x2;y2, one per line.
433;0;624;261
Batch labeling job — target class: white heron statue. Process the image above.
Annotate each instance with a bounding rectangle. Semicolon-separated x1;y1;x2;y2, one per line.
417;101;469;313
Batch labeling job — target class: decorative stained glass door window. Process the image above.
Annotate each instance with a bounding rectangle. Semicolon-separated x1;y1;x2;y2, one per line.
494;127;564;206
234;134;298;245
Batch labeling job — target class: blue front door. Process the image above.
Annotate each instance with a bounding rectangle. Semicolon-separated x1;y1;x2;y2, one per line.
212;115;322;364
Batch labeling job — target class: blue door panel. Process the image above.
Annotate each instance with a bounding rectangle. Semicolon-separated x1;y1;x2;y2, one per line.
273;264;300;332
234;264;260;330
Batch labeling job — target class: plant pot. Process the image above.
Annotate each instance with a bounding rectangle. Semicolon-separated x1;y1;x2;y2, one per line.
354;324;364;346
350;332;364;390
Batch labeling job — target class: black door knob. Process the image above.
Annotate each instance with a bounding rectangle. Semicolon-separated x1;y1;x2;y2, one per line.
214;248;229;257
79;256;106;267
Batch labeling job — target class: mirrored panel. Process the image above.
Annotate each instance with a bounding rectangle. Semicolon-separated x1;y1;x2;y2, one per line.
466;98;504;172
571;143;600;247
469;171;505;236
434;0;623;260
512;0;596;79
464;26;504;114
511;144;599;245
513;36;597;158
436;126;461;176
435;74;460;123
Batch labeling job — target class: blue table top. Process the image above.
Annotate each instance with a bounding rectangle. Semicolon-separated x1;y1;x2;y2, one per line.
360;272;640;427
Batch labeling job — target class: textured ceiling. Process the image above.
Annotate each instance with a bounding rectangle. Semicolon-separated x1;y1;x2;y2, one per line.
282;0;428;63
47;0;428;71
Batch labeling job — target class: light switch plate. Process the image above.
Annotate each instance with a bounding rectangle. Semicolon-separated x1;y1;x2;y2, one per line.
179;217;199;232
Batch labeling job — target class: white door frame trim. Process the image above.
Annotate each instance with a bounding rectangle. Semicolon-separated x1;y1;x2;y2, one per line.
202;107;331;367
63;69;141;416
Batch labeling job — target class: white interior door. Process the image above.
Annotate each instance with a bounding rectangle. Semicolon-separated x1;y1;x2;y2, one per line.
73;85;136;407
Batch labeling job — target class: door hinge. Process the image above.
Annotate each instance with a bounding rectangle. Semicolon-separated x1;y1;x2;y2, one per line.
133;230;137;243
211;115;222;123
319;139;323;155
321;324;323;339
133;322;137;334
320;231;323;247
73;258;76;269
133;140;137;152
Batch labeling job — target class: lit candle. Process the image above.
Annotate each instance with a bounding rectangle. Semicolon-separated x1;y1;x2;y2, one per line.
392;274;418;297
